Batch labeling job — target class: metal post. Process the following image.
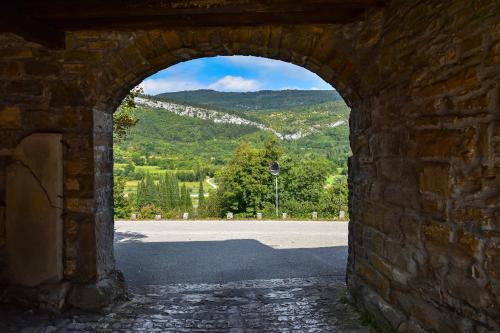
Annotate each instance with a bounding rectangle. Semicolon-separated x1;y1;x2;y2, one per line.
269;161;280;219
275;176;279;217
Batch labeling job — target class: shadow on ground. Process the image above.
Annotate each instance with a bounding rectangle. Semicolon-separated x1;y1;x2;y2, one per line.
114;231;347;287
0;232;360;332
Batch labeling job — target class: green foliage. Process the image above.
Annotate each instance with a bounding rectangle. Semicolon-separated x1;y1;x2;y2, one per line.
113;176;131;218
180;184;193;212
215;140;275;216
319;177;349;218
113;89;352;220
197;180;206;215
139;204;161;219
154;89;343;111
113;86;142;142
210;138;347;218
278;155;331;213
124;171;193;219
114;90;351;174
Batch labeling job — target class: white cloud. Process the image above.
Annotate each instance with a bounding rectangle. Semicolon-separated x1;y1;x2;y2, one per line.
223;55;285;68
141;75;261;94
208;75;261;92
141;78;204;95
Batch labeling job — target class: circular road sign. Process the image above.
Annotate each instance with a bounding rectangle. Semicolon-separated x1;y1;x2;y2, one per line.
269;161;280;176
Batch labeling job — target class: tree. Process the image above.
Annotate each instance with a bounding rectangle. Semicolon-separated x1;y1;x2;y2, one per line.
180;184;192;212
263;136;283;162
319;176;349;218
114;176;131;218
213;139;283;216
113;86;142;142
123;163;135;177
197;180;206;215
212;138;336;218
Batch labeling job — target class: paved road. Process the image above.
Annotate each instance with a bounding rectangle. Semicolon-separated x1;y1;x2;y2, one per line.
1;221;367;332
115;220;349;287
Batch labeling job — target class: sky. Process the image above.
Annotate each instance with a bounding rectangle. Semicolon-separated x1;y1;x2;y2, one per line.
140;56;333;95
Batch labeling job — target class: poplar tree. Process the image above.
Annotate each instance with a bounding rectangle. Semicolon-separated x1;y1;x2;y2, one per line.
180;184;192;211
198;180;205;215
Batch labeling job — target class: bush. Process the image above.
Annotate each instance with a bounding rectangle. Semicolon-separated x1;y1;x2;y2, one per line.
139;204;162;219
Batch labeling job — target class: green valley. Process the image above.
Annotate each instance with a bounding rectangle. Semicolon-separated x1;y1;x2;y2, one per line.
113;89;351;219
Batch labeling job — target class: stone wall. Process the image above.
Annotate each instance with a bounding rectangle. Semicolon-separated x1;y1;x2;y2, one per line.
347;1;500;331
0;0;498;329
0;33;105;308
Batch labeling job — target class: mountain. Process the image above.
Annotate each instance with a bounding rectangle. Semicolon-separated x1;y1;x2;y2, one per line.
153;89;343;111
135;96;347;140
114;90;351;173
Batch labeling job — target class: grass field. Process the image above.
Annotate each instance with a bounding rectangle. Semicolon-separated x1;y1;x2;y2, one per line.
125;178;212;195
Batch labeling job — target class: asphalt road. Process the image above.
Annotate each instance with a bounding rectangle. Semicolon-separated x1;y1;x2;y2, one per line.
114;220;349;287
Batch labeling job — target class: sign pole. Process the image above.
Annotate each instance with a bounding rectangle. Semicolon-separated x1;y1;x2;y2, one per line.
275;175;279;218
269;161;280;219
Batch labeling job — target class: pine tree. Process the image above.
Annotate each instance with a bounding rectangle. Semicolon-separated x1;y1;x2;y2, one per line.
180;184;192;212
170;174;180;208
158;173;169;212
144;173;154;205
113;176;131;218
136;176;147;209
197;180;205;216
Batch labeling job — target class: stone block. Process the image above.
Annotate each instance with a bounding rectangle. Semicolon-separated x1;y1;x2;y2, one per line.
411;128;476;159
356;260;390;300
24;61;60;76
68;270;126;309
422;221;451;249
0;62;20;78
65;178;80;191
0;106;21;128
419;164;450;196
65;198;94;214
456;230;480;257
6;80;43;96
6;133;63;287
48;81;86;107
38;282;71;312
485;244;500;279
0;48;32;59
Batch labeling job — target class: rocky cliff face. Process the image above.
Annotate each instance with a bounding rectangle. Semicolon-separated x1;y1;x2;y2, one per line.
135;96;347;140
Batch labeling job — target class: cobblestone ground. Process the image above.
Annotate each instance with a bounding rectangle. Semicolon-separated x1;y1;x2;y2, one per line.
0;277;369;333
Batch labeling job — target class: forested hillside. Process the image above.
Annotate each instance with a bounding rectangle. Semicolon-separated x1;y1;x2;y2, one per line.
113;89;351;219
154;89;343;111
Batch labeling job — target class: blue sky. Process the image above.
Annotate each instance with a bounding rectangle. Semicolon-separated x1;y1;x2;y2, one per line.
140;56;333;95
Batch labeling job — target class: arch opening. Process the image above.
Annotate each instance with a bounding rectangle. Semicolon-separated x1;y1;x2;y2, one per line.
111;55;353;290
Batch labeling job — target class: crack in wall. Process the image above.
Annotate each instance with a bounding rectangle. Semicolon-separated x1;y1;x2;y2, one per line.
11;159;63;210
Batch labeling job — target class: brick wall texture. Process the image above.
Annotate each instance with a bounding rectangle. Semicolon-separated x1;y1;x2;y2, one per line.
0;0;498;330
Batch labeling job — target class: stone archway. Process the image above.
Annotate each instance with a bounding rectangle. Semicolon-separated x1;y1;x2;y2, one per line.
0;1;498;331
89;26;366;289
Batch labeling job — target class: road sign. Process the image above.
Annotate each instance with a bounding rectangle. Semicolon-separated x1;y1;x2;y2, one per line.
269;161;280;176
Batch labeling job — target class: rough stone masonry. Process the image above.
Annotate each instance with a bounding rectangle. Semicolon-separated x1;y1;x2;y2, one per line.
0;0;498;332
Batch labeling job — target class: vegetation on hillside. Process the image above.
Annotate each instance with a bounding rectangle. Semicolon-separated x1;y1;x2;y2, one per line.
113;89;351;220
154;89;343;111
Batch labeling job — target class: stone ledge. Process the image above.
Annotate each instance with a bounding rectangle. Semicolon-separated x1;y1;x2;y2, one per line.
348;277;406;332
0;270;127;312
0;281;70;313
67;270;127;310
